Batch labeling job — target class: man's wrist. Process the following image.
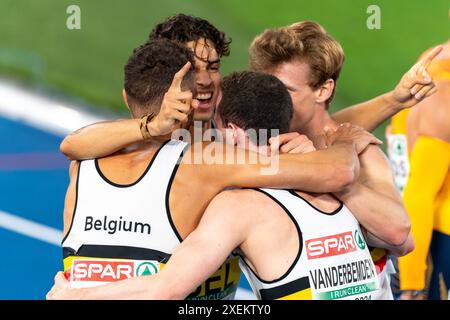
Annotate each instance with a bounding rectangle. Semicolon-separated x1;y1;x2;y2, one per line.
146;116;161;137
384;90;404;113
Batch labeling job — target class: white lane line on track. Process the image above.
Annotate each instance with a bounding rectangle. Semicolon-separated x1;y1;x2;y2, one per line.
0;210;62;246
0;79;107;136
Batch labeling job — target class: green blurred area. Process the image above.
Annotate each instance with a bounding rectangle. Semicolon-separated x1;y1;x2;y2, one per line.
0;0;448;139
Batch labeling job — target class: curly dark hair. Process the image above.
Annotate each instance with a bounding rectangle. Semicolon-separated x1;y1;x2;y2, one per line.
218;71;293;144
148;14;231;57
124;38;195;117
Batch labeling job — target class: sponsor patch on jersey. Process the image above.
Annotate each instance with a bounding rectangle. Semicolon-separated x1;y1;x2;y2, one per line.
66;258;160;288
305;231;357;259
386;134;410;194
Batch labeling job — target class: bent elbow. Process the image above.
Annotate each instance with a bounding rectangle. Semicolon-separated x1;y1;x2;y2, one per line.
60;137;75;160
404;237;415;255
388;220;411;247
391;233;414;257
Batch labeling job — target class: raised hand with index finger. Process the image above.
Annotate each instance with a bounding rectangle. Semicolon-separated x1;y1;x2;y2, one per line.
391;45;443;109
146;61;199;137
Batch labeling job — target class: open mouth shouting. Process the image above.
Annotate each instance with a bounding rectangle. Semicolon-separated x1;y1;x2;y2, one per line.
195;91;213;110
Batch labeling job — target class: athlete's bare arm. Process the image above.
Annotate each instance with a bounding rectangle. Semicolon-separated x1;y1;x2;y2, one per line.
190;124;382;194
332;46;442;132
334;144;411;247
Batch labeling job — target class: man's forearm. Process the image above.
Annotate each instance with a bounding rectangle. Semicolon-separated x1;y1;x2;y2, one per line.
332;91;402;132
73;273;170;300
60;119;144;160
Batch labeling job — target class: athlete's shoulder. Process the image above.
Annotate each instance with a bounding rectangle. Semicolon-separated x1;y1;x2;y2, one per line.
213;188;273;205
359;144;390;169
210;189;280;218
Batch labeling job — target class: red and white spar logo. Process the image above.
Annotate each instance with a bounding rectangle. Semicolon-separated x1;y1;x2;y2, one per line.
69;260;134;282
305;231;356;259
66;259;159;283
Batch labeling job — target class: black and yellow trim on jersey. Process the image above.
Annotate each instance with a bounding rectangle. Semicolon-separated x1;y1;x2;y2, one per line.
63;244;171;262
260;276;313;300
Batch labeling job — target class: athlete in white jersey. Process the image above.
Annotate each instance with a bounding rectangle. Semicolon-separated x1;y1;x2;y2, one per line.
238;188;381;300
48;71;412;300
62;139;187;288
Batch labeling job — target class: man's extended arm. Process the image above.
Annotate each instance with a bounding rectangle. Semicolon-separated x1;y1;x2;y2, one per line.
332;46;442;132
198;125;380;194
331;92;402;132
60;119;144;160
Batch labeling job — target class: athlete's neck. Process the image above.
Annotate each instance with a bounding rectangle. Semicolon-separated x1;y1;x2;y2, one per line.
298;105;338;149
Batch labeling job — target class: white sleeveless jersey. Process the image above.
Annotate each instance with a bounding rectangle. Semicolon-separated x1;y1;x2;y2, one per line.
238;188;392;300
62;139;241;299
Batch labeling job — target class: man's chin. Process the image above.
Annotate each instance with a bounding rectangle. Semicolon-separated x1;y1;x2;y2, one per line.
193;108;214;122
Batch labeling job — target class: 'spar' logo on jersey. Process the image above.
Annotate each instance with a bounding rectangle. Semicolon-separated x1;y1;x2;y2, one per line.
72;260;134;282
306;231;356;259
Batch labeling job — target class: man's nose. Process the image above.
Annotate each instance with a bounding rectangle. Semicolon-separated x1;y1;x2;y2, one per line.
196;69;213;88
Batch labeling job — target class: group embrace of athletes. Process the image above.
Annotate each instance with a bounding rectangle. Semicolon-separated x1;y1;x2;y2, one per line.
46;14;443;300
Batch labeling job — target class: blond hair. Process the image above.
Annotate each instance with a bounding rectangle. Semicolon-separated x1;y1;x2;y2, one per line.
249;21;345;105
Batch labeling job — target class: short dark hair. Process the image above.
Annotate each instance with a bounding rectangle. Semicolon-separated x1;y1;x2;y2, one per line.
124;38;195;117
149;14;231;57
218;71;293;144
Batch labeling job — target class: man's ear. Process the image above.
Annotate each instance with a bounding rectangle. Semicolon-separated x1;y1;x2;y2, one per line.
122;88;131;112
315;79;335;104
227;122;240;146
